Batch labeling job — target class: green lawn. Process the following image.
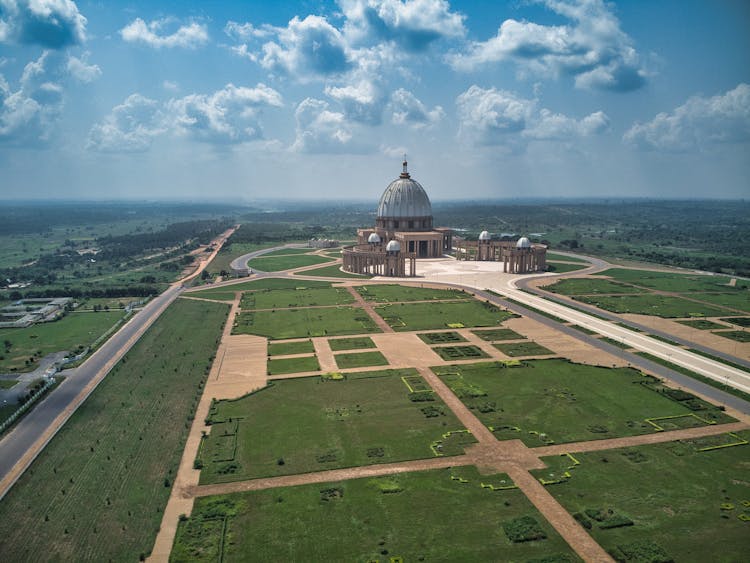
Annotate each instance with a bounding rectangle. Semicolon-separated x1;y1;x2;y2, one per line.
203;278;332;293
539;434;750;562
676;319;727;330
688;291;750;313
246;254;334;272
259;247;316;257
434;359;734;447
328;336;376;351
545;252;589;263
0;298;228;562
573;294;728;318
375;300;513;331
544;278;641;296
267;356;320;375
432;345;489;361
234;307;380;339
418;331;467;344
184;290;237;302
593;268;740;293
197;369;475;484
0;379;18;389
267;340;315;356
471;328;525;341
493;341;555;357
712;330;750;343
356;284;470;302
242;287;354;309
334;351;389;369
721;316;750;327
0;311;125;372
546;262;588;273
173;468;578;562
293;263;371;278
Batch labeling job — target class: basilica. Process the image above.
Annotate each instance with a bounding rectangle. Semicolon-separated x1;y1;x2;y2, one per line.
342;160;547;277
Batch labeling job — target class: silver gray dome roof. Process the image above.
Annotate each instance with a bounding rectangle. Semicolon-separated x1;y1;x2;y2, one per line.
386;240;401;252
479;230;491;241
367;232;381;243
376;161;432;218
516;236;531;249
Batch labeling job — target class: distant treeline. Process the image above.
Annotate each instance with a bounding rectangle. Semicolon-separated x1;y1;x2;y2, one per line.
2;286;158;301
226;222;326;245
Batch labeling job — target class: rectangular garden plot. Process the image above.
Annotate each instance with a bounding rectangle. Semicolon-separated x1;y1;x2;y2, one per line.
328;336;376;351
334;351;388;369
173;468;577;562
433;359;734;447
471;328;525;341
267;339;315;356
233;307;380;339
493;341;554;357
432;345;489;361
241;286;354;310
536;432;750;563
355;284;470;302
197;369;475;484
267;356;320;375
418;331;467;344
375;300;513;332
572;294;727;318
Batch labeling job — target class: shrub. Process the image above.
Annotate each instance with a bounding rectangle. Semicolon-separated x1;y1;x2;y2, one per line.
502;515;547;543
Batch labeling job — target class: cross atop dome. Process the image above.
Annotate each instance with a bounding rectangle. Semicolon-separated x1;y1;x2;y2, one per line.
400;154;410;179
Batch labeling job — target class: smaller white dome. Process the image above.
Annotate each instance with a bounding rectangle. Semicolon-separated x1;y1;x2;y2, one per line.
478;230;491;241
367;233;381;244
516;236;531;249
386;240;401;252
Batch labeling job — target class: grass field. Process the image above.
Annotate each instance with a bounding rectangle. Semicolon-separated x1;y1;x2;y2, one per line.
259;248;315;256
0;298;228;562
0;378;18;389
356;284;470;303
471;328;525;341
293;263;370;278
241;287;354;309
184;290;237;302
721;316;750;327
267;356;320;375
173;468;577;562
540;433;750;562
246;254;333;272
375;300;513;331
594;268;740;293
493;341;555;357
573;294;728;318
267;340;315;356
0;311;125;372
198;369;475;484
546;262;588;273
432;345;489;361
713;330;750;343
334;351;389;369
195;278;332;295
434;359;733;446
545;252;589;263
204;242;276;276
676;319;727;330
328;336;376;351
418;331;467;344
234;307;380;339
688;291;750;313
544;278;641;296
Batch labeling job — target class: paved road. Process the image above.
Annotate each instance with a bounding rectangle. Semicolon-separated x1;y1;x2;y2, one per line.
229;243;308;273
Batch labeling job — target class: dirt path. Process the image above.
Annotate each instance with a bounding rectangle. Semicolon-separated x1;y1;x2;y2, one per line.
345;285;395;333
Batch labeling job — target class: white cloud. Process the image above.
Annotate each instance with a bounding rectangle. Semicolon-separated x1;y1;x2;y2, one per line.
293;97;370;153
120;17;208;49
450;0;647;92
224;20;273;41
167;83;283;144
624;83;750;151
340;0;465;52
87;84;283;152
0;0;87;48
456;85;608;146
325;79;385;125
162;80;179;92
257;15;352;80
86;94;163;152
66;52;100;82
390;88;444;128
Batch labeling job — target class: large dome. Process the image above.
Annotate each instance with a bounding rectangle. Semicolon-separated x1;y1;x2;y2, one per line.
376;161;432;219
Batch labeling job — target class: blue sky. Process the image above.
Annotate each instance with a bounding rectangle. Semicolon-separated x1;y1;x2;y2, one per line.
1;0;748;201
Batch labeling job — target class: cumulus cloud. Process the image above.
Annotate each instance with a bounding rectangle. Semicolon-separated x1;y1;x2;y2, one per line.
224;20;273;41
450;0;647;92
66;52;100;82
86;94;163;152
325;79;386;125
120;17;208;49
624;83;750;151
390;88;444;128
86;83;283;152
293;97;369;153
340;0;465;52
167;83;283;144
456;84;608;146
0;0;87;48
